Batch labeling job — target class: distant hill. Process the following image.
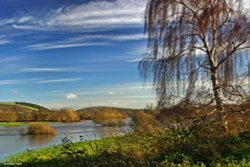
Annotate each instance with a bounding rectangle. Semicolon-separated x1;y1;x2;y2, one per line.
0;102;49;111
77;106;142;113
77;106;141;121
0;103;142;122
0;102;51;122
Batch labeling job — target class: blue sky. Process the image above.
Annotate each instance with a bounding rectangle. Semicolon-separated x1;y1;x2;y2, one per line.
0;0;156;109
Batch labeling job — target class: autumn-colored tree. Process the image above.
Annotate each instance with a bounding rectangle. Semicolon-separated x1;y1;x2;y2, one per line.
59;108;80;122
140;0;250;131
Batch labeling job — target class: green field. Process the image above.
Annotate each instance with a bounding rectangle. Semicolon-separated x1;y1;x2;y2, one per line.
0;102;16;106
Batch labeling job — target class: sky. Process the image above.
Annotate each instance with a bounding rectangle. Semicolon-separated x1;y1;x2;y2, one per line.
0;0;156;109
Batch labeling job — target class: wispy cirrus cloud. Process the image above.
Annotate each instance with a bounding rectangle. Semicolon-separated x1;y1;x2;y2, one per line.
0;56;22;63
0;78;41;85
0;36;11;45
10;0;147;31
24;42;110;50
24;33;145;50
69;33;146;42
22;68;63;72
35;78;81;84
0;77;81;85
18;16;34;24
0;79;21;85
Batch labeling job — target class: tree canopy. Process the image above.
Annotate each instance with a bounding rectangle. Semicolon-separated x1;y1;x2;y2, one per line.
140;0;250;110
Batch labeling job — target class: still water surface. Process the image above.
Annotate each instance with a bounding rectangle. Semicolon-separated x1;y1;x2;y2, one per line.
0;120;132;161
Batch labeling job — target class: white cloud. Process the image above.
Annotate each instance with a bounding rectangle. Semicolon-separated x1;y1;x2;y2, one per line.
127;58;142;63
0;39;10;45
65;93;78;99
0;78;81;85
35;78;81;84
0;80;21;85
108;91;115;95
22;68;63;72
109;34;146;41
71;33;146;42
127;45;148;55
18;16;34;23
23;33;145;50
5;0;250;32
0;36;11;45
11;0;147;31
46;0;146;29
0;56;21;63
25;42;110;50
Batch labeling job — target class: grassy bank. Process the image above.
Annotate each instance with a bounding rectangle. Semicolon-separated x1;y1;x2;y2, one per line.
0;122;55;126
0;122;27;126
4;128;250;167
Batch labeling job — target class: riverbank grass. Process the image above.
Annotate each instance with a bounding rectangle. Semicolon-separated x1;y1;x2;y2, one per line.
5;129;250;167
0;122;56;126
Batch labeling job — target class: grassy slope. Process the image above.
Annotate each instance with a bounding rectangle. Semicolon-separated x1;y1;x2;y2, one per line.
16;102;48;110
0;102;38;111
0;102;16;106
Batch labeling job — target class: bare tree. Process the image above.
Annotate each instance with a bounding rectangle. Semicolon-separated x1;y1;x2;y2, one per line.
140;0;250;131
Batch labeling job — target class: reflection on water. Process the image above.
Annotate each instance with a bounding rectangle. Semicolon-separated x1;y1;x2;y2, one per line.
25;135;56;146
0;119;132;161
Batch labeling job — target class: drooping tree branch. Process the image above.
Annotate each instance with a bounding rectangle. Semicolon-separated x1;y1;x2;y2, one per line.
140;0;250;111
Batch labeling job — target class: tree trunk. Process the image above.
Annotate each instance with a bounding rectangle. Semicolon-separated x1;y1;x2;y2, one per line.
210;67;229;132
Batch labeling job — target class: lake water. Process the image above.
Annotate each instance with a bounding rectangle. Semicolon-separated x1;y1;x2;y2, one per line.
0;119;132;161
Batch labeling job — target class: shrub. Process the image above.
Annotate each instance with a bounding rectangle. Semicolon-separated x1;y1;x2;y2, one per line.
26;123;56;135
132;111;158;133
59;108;80;122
